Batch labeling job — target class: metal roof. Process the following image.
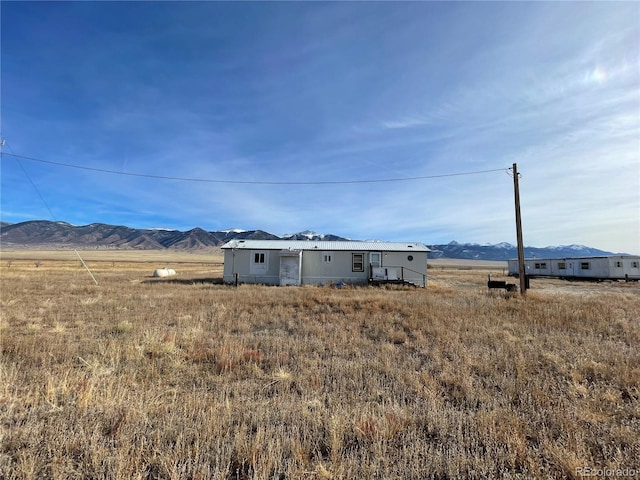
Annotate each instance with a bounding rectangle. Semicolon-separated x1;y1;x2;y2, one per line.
221;240;430;252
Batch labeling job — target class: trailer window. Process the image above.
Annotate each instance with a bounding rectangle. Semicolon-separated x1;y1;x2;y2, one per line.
534;262;547;269
323;252;333;263
632;261;639;268
615;261;623;268
352;253;364;272
557;262;566;270
581;262;590;270
249;250;269;274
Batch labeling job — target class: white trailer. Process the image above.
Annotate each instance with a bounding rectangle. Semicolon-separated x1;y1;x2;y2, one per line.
222;240;429;287
508;256;640;280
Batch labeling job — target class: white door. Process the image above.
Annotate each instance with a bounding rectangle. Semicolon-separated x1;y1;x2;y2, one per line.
369;252;382;269
369;252;382;278
279;253;301;286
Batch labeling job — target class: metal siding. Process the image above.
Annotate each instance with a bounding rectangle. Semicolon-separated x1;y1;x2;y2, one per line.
624;257;640;278
583;258;609;277
300;250;320;284
223;250;234;279
508;256;640;279
300;250;368;285
223;249;252;283
382;251;427;285
223;249;279;284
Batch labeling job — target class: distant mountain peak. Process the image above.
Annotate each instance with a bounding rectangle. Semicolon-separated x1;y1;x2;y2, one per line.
283;230;324;240
147;227;178;231
549;244;588;250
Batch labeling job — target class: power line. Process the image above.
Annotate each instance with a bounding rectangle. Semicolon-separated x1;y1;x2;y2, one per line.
0;141;98;284
1;151;508;185
3;144;58;221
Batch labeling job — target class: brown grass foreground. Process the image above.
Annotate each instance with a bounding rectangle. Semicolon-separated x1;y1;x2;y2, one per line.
0;256;638;479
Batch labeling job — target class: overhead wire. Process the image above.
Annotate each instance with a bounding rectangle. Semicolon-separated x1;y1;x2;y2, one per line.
1;151;508;185
11;152;59;221
0;141;515;284
0;141;98;284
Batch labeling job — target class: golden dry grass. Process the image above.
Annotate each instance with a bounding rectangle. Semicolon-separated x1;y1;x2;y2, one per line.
1;254;638;479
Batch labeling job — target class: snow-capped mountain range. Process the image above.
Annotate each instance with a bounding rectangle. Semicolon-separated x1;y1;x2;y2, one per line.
426;241;621;261
0;220;625;260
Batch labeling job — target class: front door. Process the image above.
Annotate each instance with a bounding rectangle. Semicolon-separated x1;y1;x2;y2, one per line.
369;252;382;269
369;252;382;279
279;251;302;286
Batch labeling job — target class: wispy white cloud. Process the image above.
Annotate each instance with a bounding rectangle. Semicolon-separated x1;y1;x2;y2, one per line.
381;118;430;130
2;2;638;253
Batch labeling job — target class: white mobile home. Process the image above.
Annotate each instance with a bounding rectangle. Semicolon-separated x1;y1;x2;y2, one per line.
508;256;640;281
222;240;430;287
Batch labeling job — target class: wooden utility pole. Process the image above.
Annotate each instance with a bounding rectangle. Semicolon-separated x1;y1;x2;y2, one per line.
512;163;527;296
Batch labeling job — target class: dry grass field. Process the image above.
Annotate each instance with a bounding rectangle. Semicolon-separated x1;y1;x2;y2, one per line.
1;252;638;479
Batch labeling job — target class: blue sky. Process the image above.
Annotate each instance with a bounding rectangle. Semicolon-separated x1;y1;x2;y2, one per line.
1;2;638;253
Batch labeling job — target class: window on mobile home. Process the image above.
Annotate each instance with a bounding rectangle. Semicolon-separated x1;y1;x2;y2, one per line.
534;262;547;269
615;261;623;268
632;261;639;268
323;253;333;263
250;251;269;275
581;262;590;270
352;253;364;272
558;262;566;270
